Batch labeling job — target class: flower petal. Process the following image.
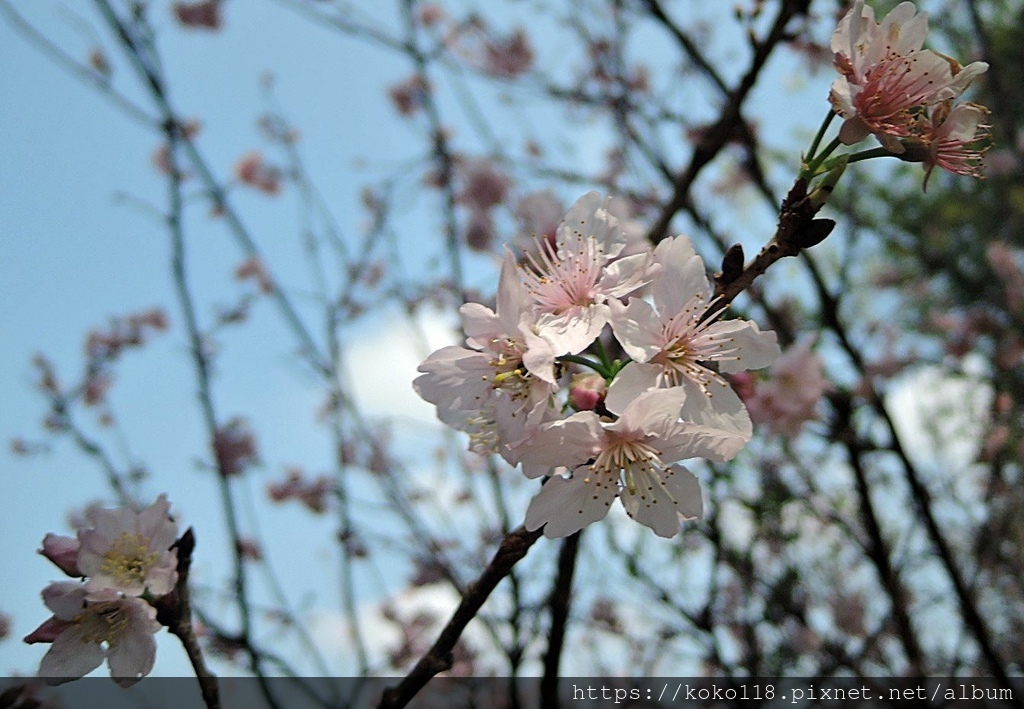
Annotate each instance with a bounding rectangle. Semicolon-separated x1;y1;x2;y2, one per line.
604;362;661;416
709;319;781;373
608;298;663;363
39;626;105;685
620;464;703;538
513;412;604;478
525;472;617;538
651;235;710;318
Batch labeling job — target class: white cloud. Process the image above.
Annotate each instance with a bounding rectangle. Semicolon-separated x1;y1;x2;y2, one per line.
886;362;992;470
344;308;459;425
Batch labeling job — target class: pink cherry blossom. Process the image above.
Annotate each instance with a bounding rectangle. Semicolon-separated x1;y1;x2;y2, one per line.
905;102;991;190
235;150;283;195
515;388;742;538
483;28;534;80
456;157;511;213
76;494;179;598
829;0;987;147
743;337;830;436
25;583;160;687
520;191;655;355
606;234;779;418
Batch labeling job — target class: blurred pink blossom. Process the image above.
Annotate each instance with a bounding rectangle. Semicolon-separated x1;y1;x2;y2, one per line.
742;337;830;436
173;0;222;31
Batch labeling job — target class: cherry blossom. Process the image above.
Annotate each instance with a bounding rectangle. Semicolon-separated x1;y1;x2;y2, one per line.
76;494;179;598
25;583;160;686
514;388;743;538
902;102;990;190
607;234;779;416
829;0;987;148
742;337;830;436
173;0;222;31
415;252;559;458
234;151;283;195
520;191;655;355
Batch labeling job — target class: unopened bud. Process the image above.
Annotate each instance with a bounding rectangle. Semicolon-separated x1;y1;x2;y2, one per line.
570;372;607;411
40;533;82;577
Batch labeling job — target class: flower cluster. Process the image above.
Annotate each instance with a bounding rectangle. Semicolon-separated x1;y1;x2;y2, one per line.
828;0;990;188
25;495;179;686
415;193;780;538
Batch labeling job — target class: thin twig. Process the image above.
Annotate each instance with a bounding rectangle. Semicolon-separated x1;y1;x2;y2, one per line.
378;525;544;709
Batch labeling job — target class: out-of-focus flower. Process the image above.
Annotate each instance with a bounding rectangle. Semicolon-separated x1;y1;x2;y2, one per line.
151;120;201;176
88;49;111;79
742;337;830;436
482;28;534;79
986;241;1024;313
456;158;511;213
235;256;274;294
40;534;82;578
515;388;739;538
234;151;283;195
25;584;160;687
236;537;264;562
514;190;563;244
463;209;497;252
214;417;260;477
267;468;335;514
417;4;446;27
0;610;11;641
388;75;430;117
173;0;222;30
76;494;178;598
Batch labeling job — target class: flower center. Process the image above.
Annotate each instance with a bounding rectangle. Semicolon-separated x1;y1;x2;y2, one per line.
486;341;533;400
100;532;158;587
465;411;501;456
653;296;737;395
520;233;603;314
588;436;662;495
74;601;128;645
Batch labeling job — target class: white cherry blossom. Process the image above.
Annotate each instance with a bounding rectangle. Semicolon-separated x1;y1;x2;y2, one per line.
25;583;160;687
607;234;779;421
515;388;742;538
77;494;179;598
415;251;559;457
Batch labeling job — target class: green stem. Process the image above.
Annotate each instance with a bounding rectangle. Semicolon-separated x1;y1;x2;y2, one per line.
846;146;897;164
558;354;608;376
805;109;837;166
803;137;843;179
591;336;612;369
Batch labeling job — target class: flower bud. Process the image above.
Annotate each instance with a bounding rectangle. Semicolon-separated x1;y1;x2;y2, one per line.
570;372;607;411
40;533;82;577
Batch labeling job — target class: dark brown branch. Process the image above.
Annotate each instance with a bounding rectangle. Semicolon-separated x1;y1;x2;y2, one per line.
156;529;220;709
540;530;582;709
712;178;834;308
378;526;544;709
647;0;812;244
